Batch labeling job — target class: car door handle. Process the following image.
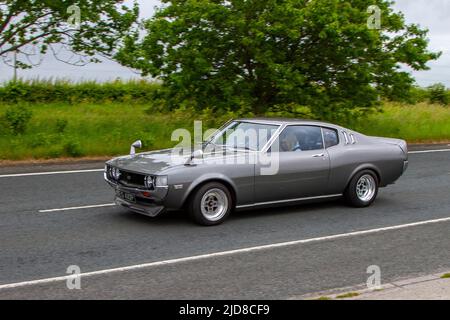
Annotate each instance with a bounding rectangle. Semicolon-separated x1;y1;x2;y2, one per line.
312;153;325;158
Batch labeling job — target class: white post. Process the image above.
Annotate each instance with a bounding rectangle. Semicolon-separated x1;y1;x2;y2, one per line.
13;50;18;82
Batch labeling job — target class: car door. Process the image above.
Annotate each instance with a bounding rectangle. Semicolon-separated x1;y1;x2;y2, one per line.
254;125;330;203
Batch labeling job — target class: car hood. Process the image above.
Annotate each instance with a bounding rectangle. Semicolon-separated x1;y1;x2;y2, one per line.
107;148;251;175
107;149;185;175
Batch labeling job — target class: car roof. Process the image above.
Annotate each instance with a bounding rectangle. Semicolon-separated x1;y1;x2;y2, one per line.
235;117;338;127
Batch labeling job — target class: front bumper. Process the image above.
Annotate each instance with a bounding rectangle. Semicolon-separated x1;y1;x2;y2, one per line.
115;197;165;218
104;176;168;218
403;160;409;173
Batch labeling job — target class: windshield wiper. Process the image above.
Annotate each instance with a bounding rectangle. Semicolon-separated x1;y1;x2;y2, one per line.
204;142;256;152
225;145;256;151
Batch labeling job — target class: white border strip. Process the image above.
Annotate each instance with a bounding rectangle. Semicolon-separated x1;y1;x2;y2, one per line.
1;215;450;290
38;203;116;213
0;169;104;178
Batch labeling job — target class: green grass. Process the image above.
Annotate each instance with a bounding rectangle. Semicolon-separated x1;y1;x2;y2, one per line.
0;101;450;161
336;292;360;299
353;102;450;143
441;273;450;279
315;296;332;300
0;103;230;160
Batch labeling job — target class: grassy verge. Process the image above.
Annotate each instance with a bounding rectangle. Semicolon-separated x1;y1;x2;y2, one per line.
335;292;360;299
353;102;450;143
0;102;449;161
0;103;235;160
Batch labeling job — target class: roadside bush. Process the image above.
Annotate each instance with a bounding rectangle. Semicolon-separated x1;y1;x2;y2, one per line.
406;86;430;104
63;139;84;157
0;79;161;105
428;83;449;105
28;133;56;148
55;119;68;134
45;148;63;159
3;105;32;135
139;134;155;149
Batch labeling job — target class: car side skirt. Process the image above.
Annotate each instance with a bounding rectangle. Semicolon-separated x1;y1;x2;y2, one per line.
235;193;343;210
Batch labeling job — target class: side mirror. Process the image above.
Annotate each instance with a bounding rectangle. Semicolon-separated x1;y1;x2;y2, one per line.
130;140;142;155
185;149;203;165
192;149;204;159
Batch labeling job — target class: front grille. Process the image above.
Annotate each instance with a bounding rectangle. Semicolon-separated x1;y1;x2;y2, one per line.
118;170;146;188
106;165;155;189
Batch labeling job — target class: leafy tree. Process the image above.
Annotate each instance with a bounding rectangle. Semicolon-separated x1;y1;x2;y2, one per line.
0;0;139;69
118;0;439;120
427;83;449;105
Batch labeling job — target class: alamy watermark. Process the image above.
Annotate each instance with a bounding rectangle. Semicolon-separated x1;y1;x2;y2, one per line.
366;265;382;290
66;265;81;290
67;5;81;29
367;5;381;30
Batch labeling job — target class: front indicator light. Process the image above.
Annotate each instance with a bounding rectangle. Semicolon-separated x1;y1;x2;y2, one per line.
155;176;168;187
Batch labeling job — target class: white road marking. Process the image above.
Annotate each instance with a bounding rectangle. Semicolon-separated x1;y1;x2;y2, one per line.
408;149;450;154
0;169;104;178
38;203;116;213
1;215;450;290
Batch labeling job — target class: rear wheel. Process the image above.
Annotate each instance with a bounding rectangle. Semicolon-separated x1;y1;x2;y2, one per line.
188;182;233;226
344;170;379;207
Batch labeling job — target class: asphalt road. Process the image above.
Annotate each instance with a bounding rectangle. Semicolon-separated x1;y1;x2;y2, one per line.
0;147;449;299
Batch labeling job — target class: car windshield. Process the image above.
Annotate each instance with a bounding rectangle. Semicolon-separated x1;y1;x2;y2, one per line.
209;121;279;151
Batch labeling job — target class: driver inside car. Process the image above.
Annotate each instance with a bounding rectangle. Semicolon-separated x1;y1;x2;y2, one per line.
280;131;302;152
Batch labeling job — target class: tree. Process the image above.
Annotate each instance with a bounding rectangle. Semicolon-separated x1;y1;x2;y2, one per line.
0;0;139;70
117;0;440;120
427;83;449;105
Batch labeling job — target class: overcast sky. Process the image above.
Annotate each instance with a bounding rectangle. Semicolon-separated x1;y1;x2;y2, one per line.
1;0;449;86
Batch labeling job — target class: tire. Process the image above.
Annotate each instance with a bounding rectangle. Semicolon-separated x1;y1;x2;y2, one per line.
344;170;379;207
188;182;233;226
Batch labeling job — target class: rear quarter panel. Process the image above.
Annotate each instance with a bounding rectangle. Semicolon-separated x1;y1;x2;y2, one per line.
327;134;406;193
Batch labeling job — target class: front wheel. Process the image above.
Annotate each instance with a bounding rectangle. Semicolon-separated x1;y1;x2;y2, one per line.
188;182;233;226
344;170;379;207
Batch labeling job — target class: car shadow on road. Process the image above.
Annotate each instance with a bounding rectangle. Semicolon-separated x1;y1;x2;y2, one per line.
114;198;350;226
113;196;398;227
231;199;347;220
115;208;192;226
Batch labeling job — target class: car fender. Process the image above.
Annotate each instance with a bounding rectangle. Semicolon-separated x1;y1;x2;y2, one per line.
346;163;382;188
181;173;238;206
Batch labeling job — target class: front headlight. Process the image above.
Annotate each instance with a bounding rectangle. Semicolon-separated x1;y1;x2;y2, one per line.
111;167;121;180
155;175;168;188
144;175;154;189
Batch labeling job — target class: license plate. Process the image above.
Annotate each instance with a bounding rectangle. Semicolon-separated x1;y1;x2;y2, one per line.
116;190;136;203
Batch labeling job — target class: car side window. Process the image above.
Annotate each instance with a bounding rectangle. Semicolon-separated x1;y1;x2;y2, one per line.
322;127;339;148
275;126;324;152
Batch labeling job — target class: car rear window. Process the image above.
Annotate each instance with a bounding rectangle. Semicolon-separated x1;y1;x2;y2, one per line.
322;127;339;148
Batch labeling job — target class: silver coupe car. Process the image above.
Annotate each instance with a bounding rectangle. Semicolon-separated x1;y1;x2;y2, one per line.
105;118;409;226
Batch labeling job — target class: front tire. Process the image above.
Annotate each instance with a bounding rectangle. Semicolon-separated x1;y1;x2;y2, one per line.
344;170;379;207
188;182;233;226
